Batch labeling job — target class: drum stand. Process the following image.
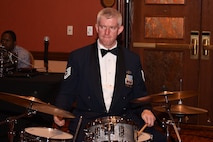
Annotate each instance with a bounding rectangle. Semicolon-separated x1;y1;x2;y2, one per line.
0;109;36;142
161;96;182;142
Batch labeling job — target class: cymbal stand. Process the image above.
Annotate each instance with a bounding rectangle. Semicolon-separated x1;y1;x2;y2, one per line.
176;99;184;131
177;79;183;131
0;109;36;142
163;95;182;142
176;115;184;131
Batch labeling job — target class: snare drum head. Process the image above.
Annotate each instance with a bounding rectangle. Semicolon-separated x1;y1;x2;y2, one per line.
25;127;73;140
137;132;151;142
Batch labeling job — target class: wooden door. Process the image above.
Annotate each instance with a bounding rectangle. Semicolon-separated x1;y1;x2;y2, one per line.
131;0;213;126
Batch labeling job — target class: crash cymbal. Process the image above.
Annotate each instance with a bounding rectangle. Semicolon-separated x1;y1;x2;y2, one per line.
0;92;46;108
0;92;75;118
31;103;75;118
131;91;197;103
151;91;197;103
153;104;208;115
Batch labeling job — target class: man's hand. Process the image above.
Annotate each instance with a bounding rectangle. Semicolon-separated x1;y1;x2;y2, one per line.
54;116;65;126
141;109;156;127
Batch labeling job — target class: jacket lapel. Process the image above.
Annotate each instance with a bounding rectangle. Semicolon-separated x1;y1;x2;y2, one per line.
89;43;106;109
110;46;126;110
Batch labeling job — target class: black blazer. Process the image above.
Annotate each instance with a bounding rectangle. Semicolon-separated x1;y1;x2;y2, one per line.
55;42;151;139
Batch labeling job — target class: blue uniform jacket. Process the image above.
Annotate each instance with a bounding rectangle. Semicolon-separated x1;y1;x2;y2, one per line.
55;42;152;140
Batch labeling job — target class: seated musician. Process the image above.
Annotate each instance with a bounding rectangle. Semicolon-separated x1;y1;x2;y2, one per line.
53;8;166;142
0;30;33;73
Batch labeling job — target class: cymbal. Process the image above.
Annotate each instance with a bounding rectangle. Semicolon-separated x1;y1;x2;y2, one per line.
131;96;152;103
32;103;75;118
151;91;197;102
153;104;208;115
0;92;75;118
0;92;46;108
131;91;197;103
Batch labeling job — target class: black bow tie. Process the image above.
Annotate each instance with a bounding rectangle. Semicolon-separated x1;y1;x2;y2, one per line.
100;48;117;57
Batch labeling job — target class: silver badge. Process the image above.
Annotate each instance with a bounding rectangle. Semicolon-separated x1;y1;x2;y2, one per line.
125;70;133;87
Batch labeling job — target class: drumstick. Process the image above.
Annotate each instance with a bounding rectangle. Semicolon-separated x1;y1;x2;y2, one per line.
73;116;83;142
137;123;148;137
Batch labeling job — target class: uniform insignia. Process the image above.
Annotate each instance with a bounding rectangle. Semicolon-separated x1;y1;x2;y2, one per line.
141;70;145;81
125;70;133;87
64;67;71;79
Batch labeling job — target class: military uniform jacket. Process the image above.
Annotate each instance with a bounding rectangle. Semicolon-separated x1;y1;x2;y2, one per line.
55;42;151;139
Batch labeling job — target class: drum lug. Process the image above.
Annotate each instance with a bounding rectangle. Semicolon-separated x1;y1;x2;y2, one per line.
84;129;94;141
20;130;24;142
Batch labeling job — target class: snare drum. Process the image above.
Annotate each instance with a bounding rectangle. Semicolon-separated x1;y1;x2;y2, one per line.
137;132;152;142
24;127;73;142
85;116;137;142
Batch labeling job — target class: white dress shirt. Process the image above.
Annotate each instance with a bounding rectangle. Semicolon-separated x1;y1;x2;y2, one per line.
97;40;117;112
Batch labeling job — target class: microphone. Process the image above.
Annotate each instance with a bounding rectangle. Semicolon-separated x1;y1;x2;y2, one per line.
44;36;49;73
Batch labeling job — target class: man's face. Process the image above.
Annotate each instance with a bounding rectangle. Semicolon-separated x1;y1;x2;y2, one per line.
95;16;123;49
1;33;15;51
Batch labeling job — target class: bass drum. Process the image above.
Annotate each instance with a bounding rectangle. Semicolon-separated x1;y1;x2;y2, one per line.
137;132;153;142
85;116;137;142
23;127;73;142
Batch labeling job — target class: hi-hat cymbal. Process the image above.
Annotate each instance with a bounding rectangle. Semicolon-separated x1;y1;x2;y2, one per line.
153;104;208;115
132;91;197;103
0;92;75;118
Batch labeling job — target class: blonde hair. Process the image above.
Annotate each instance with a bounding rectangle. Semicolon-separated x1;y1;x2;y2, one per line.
97;8;122;26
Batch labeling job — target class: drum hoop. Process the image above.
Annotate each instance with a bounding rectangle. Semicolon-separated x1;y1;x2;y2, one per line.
137;132;152;141
86;116;136;128
24;127;73;140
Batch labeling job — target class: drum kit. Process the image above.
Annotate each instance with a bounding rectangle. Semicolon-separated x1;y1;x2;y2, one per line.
0;90;208;142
